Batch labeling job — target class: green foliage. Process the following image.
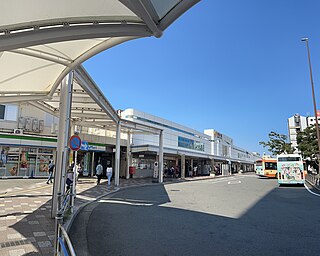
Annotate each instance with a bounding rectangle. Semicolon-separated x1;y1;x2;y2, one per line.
259;131;294;155
297;125;318;159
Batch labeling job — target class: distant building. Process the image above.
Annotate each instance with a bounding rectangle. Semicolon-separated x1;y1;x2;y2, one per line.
306;116;320;127
287;114;307;152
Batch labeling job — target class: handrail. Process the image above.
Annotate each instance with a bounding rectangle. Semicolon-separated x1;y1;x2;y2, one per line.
55;186;75;256
306;172;320;189
57;224;76;256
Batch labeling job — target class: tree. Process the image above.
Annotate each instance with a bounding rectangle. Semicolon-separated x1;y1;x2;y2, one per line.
259;131;294;155
297;125;318;160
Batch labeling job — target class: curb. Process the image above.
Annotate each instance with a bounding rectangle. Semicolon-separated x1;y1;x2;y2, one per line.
305;179;320;191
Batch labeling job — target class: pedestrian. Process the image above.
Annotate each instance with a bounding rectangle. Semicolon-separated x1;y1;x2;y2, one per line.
66;167;73;192
46;160;55;184
188;165;193;177
96;162;103;185
174;166;180;178
193;166;197;176
106;166;113;186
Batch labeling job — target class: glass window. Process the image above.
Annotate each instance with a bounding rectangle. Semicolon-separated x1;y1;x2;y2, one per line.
264;162;277;170
150;0;181;19
5;105;18;121
0;105;5;119
255;161;262;166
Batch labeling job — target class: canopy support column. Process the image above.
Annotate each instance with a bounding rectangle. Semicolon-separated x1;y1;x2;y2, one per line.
158;130;164;183
115;122;121;186
126;132;131;179
51;71;73;218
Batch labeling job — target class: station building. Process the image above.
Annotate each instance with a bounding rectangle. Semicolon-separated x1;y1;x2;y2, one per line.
121;109;259;178
0;103;259;179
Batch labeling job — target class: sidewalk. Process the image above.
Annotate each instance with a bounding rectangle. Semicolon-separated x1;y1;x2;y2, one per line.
0;175;217;256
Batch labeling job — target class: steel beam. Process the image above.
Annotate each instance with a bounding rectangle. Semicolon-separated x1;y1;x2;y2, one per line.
0;23;151;52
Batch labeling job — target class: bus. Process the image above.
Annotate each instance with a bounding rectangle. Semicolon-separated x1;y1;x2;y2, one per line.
277;154;305;185
255;156;277;178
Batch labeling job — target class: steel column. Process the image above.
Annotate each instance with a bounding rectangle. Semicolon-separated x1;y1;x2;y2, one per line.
51;72;73;218
115;123;121;186
158;130;164;183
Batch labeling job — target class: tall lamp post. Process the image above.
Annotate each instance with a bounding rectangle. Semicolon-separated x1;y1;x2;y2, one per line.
301;37;320;174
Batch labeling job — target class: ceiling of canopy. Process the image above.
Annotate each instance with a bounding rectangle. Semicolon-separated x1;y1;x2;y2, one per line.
0;0;200;133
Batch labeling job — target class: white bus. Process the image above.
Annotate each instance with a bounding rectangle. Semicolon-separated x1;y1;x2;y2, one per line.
277;154;305;185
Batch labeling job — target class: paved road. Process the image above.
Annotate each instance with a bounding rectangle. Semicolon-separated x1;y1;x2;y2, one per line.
70;175;320;256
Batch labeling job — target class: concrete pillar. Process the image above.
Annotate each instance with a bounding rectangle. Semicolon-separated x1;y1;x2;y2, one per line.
126;132;131;179
115;123;121;186
158;130;164;183
211;158;215;173
51;72;73;218
181;154;185;178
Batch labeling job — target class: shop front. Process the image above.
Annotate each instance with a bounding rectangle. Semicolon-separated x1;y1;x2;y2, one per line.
0;145;55;178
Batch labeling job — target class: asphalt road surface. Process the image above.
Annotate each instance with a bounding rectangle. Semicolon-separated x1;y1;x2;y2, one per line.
70;175;320;256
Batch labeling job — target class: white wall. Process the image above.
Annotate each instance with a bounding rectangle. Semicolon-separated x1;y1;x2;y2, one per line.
122;109;211;154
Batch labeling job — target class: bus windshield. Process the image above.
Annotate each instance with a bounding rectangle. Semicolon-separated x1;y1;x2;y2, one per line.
265;162;277;170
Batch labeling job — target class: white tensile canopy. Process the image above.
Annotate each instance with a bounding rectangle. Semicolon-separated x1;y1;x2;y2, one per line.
0;0;200;222
0;0;199;101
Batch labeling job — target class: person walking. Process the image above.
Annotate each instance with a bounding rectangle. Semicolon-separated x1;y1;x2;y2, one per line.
46;160;55;184
96;162;103;185
106;166;113;186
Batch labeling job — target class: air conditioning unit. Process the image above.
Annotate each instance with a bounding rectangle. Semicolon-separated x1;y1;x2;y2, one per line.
18;117;26;129
25;118;32;131
14;129;23;135
32;118;39;132
39;120;44;131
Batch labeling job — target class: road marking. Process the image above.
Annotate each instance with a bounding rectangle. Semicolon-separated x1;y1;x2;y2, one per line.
304;184;320;197
228;180;242;185
99;199;153;206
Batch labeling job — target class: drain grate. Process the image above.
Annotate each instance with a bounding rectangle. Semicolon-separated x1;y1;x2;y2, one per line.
0;239;31;249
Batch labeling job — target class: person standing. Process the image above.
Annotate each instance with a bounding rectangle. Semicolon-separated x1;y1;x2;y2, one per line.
106;166;113;186
96;162;103;185
46;160;55;184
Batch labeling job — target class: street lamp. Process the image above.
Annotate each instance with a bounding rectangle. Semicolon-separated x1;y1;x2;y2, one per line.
301;37;320;174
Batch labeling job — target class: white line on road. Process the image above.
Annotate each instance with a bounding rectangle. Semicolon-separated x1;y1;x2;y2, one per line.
98;199;153;206
304;184;320;197
227;180;242;185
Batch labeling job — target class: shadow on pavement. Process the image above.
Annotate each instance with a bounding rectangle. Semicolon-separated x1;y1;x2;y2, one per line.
70;182;320;256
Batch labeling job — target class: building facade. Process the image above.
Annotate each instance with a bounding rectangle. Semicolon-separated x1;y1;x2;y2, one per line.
0;103;126;179
121;109;259;178
287;113;320;152
288;114;308;151
0;104;260;179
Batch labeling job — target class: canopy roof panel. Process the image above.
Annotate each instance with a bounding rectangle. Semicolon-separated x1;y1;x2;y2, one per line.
0;0;200;132
0;0;140;31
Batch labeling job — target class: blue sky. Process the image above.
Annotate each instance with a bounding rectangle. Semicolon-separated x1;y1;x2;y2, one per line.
84;0;320;154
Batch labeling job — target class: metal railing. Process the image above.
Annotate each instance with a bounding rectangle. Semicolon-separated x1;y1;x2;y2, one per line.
55;186;76;256
56;224;76;256
305;173;320;189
